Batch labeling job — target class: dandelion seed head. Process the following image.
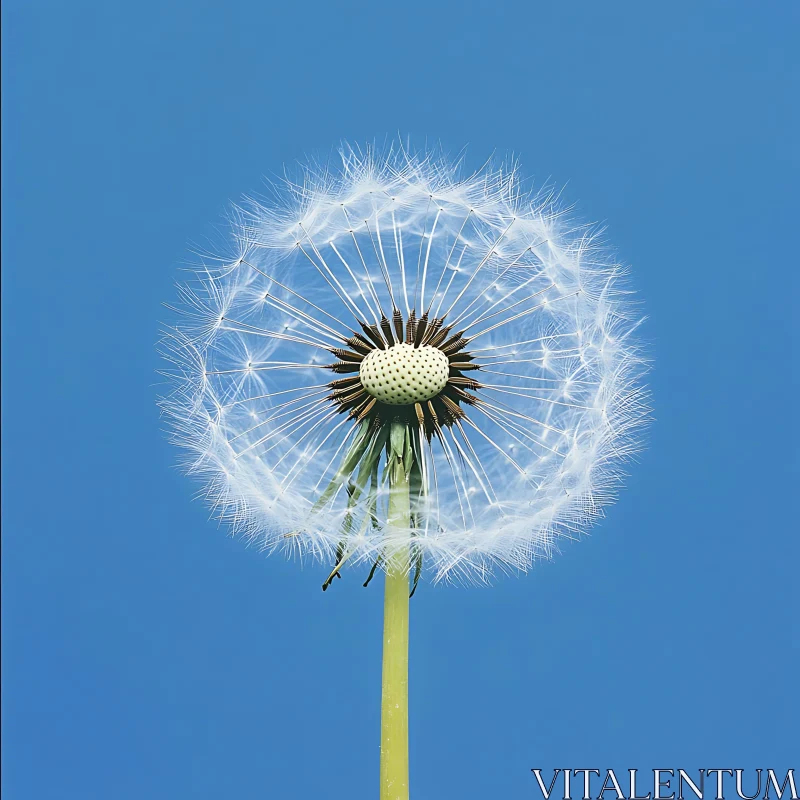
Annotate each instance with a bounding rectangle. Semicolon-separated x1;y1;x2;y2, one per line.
159;142;649;583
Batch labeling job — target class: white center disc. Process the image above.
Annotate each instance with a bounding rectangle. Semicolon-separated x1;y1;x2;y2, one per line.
360;343;450;406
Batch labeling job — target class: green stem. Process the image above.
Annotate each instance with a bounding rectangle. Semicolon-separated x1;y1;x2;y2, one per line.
380;431;410;800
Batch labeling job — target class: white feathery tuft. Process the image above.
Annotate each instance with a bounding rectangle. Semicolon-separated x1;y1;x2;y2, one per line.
158;142;649;584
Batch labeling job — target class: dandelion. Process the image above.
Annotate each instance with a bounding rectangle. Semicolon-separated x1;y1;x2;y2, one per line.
159;143;648;799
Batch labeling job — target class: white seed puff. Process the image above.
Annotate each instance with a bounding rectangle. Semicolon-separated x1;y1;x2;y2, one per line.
159;144;649;583
360;344;450;406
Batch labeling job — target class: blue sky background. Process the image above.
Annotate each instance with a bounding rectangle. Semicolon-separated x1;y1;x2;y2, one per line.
2;2;798;798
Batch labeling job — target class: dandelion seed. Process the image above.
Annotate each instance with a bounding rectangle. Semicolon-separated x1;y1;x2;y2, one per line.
158;142;649;800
